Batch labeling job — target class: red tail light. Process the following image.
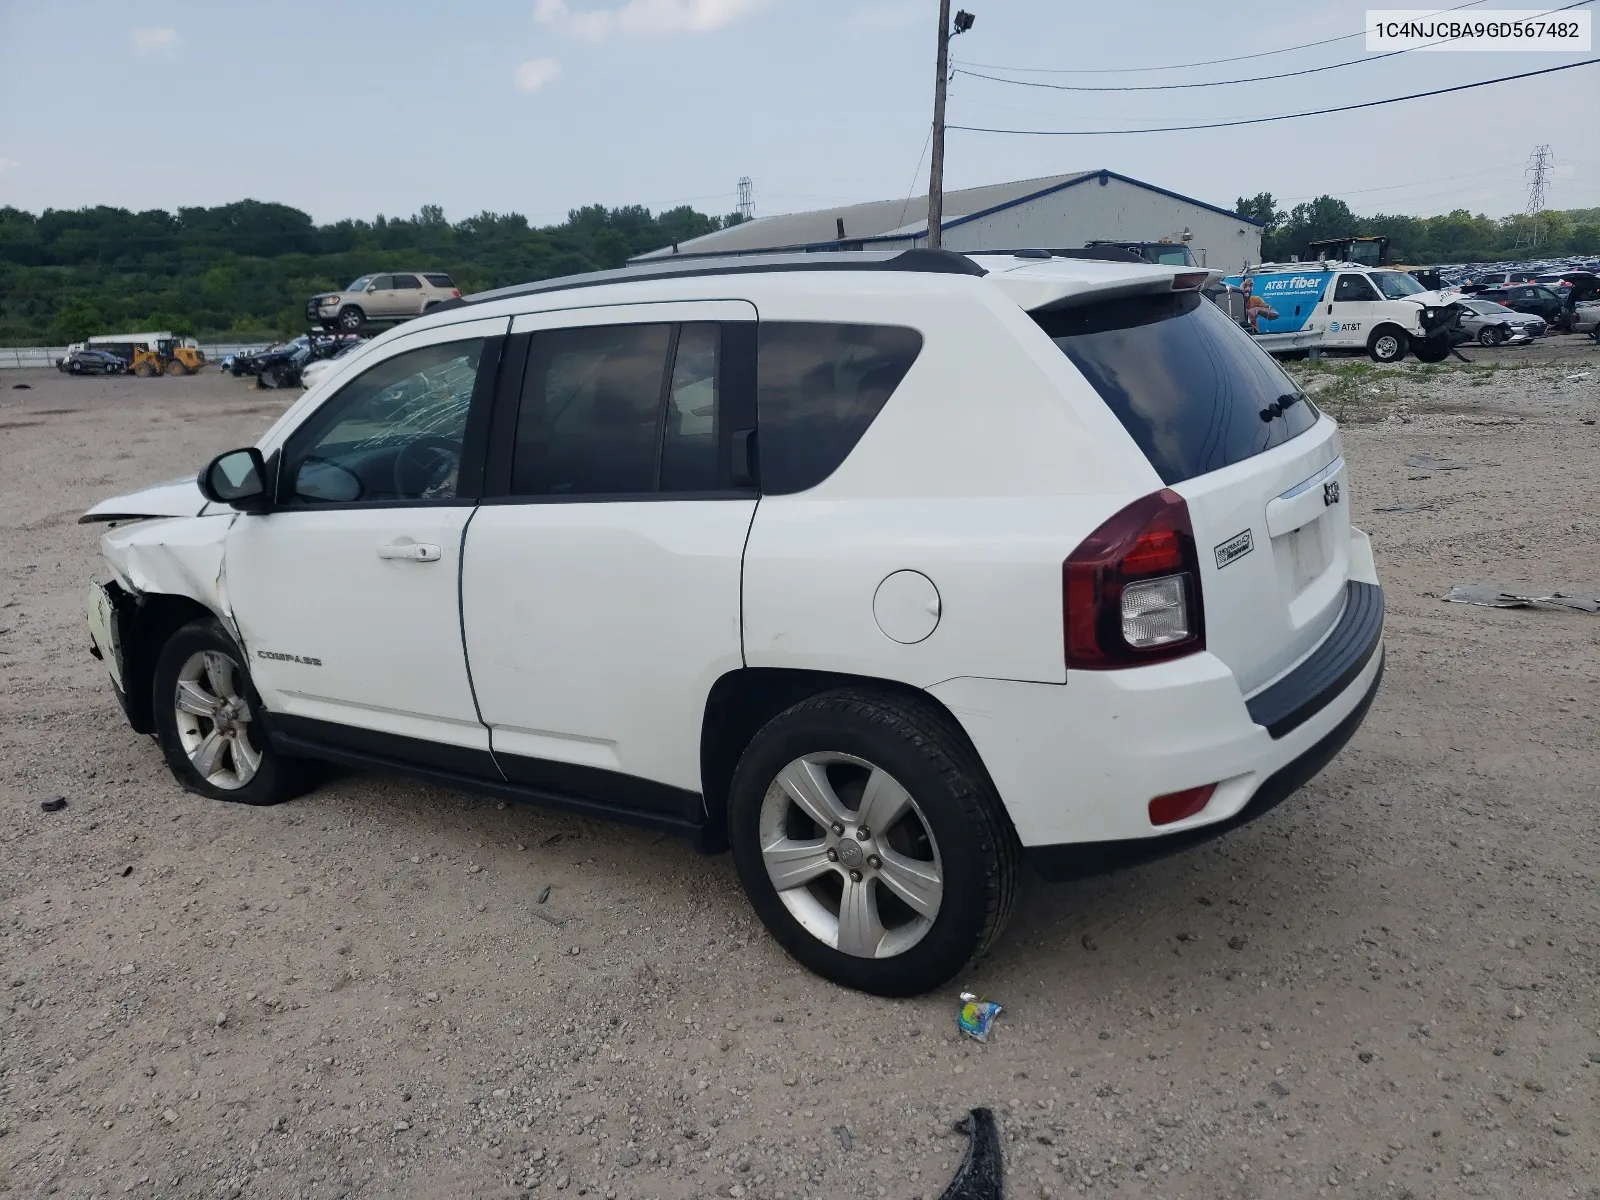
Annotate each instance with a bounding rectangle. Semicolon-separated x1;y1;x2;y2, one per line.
451;289;461;298
1064;489;1205;669
1149;784;1216;826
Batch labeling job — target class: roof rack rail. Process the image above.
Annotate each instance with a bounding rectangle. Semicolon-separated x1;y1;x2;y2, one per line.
458;247;986;309
962;246;1150;264
1247;260;1344;272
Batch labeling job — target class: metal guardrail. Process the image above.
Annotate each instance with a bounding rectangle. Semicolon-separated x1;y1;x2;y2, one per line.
0;343;270;369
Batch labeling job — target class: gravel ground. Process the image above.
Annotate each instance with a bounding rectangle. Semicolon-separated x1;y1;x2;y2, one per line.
2;346;1599;1200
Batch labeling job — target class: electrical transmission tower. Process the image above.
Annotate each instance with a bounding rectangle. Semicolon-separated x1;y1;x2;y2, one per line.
1521;145;1552;249
737;177;754;222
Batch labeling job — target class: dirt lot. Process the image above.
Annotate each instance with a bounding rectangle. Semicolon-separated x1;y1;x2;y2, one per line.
2;343;1599;1200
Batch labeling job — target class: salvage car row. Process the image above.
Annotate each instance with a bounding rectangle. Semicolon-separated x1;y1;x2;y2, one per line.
1217;259;1600;361
221;333;367;388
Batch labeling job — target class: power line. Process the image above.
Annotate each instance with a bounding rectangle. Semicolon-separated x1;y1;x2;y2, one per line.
949;57;1600;136
953;0;1592;93
1275;164;1536;204
951;0;1489;75
896;122;936;235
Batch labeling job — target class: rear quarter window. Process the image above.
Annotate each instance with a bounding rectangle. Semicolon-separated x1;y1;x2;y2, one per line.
1036;291;1318;485
423;273;455;288
756;323;922;494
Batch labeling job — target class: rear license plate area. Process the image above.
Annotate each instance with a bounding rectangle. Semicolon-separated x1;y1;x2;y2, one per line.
1275;518;1331;594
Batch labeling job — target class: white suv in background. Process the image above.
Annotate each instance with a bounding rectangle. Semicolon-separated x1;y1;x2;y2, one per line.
82;248;1384;996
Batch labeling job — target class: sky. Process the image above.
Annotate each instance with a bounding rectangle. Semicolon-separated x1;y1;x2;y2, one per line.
1;0;1597;227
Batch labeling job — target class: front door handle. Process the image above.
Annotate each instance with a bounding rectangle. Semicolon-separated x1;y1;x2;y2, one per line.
377;542;441;562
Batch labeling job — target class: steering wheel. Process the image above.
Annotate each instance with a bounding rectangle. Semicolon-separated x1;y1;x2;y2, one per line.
392;436;461;499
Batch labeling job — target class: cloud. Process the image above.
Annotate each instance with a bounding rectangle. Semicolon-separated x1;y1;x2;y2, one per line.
132;26;178;52
848;2;921;32
513;58;564;92
0;157;20;174
534;0;770;40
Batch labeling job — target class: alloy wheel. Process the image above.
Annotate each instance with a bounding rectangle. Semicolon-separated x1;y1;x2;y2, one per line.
173;650;261;790
758;752;943;959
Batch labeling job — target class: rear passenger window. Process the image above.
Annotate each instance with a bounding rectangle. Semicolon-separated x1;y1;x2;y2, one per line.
755;323;922;495
392;274;422;289
512;324;671;496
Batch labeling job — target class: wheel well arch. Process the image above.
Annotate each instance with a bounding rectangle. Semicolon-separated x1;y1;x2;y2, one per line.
698;667;985;850
117;591;217;734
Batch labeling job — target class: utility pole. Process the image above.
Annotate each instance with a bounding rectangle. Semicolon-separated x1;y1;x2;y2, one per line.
736;176;754;222
927;7;974;250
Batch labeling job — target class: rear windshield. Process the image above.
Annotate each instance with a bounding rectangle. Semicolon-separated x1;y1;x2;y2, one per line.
423;273;454;288
1036;291;1319;485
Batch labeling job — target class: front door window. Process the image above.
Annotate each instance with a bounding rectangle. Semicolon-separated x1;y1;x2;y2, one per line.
281;340;484;504
1333;274;1379;303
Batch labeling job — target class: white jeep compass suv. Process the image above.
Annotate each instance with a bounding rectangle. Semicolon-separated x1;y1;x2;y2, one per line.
82;248;1384;997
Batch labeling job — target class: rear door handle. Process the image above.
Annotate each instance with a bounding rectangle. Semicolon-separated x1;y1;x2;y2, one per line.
377;542;441;562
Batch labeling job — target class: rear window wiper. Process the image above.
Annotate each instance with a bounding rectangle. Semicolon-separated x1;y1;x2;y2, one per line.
1259;392;1304;422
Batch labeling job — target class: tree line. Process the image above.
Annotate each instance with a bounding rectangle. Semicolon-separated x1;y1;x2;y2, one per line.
0;200;743;345
5;192;1598;345
1234;193;1600;265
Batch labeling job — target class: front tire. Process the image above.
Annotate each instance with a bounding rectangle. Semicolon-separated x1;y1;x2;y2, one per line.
1478;325;1504;347
152;619;305;806
1368;327;1409;363
337;306;364;332
727;689;1020;997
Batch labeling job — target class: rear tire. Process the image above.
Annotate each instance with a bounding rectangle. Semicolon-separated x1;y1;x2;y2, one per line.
1478;325;1504;347
727;689;1021;997
152;618;308;806
1367;327;1409;363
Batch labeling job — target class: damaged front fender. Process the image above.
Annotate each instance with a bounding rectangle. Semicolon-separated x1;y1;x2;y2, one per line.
100;514;237;623
92;514;240;733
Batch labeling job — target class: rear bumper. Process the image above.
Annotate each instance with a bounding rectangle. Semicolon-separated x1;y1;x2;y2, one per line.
1026;652;1382;881
927;581;1384;864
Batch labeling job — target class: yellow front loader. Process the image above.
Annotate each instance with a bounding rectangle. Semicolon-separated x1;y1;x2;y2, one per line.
129;342;206;377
